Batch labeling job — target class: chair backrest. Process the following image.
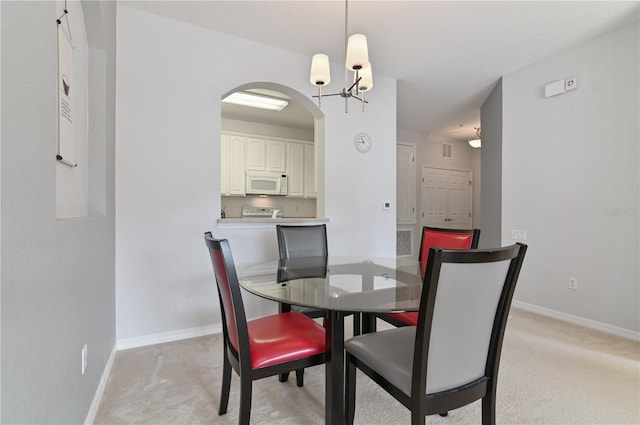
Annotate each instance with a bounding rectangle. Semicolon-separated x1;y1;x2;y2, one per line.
204;232;250;365
418;227;480;275
277;256;328;282
276;224;328;259
412;243;527;397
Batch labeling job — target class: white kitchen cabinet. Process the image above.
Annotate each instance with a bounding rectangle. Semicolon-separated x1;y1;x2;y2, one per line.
222;131;314;198
267;140;286;173
246;137;286;173
286;142;305;197
246;137;266;171
221;134;246;196
304;144;317;198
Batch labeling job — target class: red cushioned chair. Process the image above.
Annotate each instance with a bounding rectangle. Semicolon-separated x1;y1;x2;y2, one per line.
377;226;480;328
204;232;328;425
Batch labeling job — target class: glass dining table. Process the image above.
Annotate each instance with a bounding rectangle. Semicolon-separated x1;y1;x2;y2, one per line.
238;256;424;425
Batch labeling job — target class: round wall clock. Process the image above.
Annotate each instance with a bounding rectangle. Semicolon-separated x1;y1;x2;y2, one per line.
354;132;372;153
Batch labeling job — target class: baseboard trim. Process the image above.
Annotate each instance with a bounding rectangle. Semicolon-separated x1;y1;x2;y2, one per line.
84;342;117;425
512;300;640;342
117;324;223;350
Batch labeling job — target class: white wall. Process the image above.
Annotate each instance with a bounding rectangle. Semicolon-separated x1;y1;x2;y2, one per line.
502;22;639;334
115;6;397;342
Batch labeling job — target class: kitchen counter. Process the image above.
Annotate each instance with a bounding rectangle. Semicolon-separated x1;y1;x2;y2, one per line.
217;217;329;228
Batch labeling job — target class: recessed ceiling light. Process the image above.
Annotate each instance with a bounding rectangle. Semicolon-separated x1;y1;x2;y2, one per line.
222;92;288;111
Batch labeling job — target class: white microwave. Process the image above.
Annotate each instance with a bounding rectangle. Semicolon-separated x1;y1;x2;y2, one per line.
246;171;288;195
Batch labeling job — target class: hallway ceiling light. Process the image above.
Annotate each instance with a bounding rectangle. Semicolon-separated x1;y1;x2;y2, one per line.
468;127;481;148
222;92;289;111
309;0;372;112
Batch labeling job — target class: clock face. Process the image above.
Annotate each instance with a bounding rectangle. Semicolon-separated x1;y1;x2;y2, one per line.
354;132;372;153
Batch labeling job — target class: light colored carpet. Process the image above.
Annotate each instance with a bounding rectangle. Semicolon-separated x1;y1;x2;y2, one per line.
94;309;640;424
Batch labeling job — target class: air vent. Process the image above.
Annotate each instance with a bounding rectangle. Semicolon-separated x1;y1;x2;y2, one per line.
396;229;413;256
442;143;452;158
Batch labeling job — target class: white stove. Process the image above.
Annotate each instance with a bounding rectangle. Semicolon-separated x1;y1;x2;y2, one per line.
241;206;283;218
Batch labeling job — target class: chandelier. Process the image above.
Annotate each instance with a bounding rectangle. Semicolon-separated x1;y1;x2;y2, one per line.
309;0;373;112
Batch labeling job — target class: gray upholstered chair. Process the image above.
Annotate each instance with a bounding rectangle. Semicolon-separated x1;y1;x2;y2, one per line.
276;224;328;259
275;224;328;386
276;224;328;320
345;244;527;425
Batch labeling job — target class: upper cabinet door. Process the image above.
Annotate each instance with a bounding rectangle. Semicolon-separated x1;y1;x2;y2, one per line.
221;134;230;195
246;137;266;171
227;134;246;195
286;142;305;197
304;144;317;198
266;140;286;173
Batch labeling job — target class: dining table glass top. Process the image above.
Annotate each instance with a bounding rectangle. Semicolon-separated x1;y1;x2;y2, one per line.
238;256;424;313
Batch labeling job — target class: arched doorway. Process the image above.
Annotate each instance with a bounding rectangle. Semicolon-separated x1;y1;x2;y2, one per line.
220;83;324;219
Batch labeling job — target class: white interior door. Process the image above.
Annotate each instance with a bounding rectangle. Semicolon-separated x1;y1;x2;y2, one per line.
421;167;472;229
397;143;416;224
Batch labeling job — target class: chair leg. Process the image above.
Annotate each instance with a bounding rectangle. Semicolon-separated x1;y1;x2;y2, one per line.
239;374;253;425
295;369;304;387
278;372;289;382
219;348;232;415
411;410;426;425
352;312;361;336
345;355;357;425
481;393;496;425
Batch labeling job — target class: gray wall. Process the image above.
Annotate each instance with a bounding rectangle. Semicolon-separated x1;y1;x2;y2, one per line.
501;22;639;333
1;1;116;423
479;79;503;248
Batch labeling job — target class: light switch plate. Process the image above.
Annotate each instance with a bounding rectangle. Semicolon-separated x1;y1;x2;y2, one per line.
511;229;527;241
544;80;565;98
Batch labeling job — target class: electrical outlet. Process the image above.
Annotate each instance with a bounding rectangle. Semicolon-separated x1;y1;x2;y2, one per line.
81;344;88;375
568;277;578;290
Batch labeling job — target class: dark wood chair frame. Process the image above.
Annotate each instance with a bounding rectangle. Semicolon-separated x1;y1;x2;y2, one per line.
374;226;481;329
346;244;528;425
205;233;327;425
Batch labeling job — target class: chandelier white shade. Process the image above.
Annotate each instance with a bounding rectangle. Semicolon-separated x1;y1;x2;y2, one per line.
310;54;331;86
358;65;373;91
345;34;370;70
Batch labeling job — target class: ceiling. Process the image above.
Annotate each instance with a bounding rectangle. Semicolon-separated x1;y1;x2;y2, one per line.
125;1;639;141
